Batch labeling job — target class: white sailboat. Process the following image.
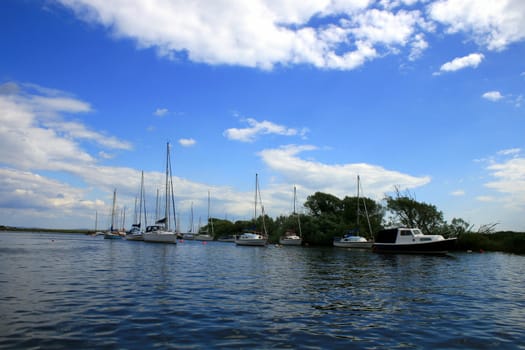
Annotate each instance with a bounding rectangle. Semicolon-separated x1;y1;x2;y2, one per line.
181;203;195;240
279;185;303;246
126;171;146;241
104;189;122;240
333;175;373;248
194;191;215;241
235;174;268;247
143;142;177;244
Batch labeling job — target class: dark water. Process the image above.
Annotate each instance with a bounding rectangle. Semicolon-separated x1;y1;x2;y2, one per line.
0;232;524;349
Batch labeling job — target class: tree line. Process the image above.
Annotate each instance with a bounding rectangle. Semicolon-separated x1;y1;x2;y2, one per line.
206;189;506;246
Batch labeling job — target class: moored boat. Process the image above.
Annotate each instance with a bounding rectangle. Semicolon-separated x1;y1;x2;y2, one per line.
194;191;215;241
235;174;267;247
143;142;177;244
143;224;177;243
126;171;146;241
104;189;122;240
333;176;373;249
279;185;303;246
235;231;267;246
333;230;373;249
372;227;457;254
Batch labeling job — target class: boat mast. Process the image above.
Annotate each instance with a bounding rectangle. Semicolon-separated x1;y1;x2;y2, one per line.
357;175;360;229
294;185;302;237
165;142;170;231
110;189;116;231
254;173;258;221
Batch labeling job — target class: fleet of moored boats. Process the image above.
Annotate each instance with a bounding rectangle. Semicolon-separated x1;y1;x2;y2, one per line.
96;143;458;254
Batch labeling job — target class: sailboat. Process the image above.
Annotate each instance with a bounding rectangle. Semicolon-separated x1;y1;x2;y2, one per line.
279;185;303;246
235;173;268;246
194;191;215;241
126;171;146;241
104;189;122;240
143;142;178;244
333;175;373;249
181;203;195;240
92;211;104;236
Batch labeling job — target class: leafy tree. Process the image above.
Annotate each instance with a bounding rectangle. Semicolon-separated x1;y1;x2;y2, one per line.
385;189;444;234
304;192;343;217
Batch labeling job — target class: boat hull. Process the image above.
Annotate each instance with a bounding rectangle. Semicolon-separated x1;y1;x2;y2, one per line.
279;238;302;246
333;241;373;249
194;234;214;241
235;239;267;246
125;233;144;241
104;232;122;240
143;232;177;244
372;238;457;254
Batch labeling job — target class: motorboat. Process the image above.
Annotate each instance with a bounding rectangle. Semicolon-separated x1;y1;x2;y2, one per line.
372;227;457;254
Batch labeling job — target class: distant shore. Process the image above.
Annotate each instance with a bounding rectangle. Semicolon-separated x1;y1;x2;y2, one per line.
0;226;91;234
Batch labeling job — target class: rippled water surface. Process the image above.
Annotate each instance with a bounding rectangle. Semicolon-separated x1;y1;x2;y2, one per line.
1;231;524;349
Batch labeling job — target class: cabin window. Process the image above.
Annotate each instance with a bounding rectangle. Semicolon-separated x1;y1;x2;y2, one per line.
400;230;412;236
420;237;431;242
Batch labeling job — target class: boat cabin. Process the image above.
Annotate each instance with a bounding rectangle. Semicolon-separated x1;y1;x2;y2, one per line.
375;228;446;244
146;225;163;233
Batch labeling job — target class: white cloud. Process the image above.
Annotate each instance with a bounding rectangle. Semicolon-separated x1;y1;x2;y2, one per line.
451;190;465;196
154;108;168;116
479;149;525;214
258;144;430;200
55;0;435;70
436;53;484;74
497;148;521;156
0;82;131;172
482;91;504;102
429;0;525;51
224;117;301;142
179;138;196;147
476;195;495;202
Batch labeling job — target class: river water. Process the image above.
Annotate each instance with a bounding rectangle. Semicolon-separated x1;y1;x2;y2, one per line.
0;231;524;349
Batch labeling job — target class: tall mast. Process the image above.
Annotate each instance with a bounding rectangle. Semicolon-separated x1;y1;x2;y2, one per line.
111;189;116;231
165;142;170;230
357;175;360;228
254;173;258;220
139;170;144;228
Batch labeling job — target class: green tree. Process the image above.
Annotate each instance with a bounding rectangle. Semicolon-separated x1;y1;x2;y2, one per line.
385;189;444;234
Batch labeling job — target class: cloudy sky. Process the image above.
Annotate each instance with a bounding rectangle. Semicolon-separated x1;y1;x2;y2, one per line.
1;0;524;231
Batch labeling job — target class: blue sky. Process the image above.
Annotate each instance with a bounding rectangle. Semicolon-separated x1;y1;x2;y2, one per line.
1;0;524;232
